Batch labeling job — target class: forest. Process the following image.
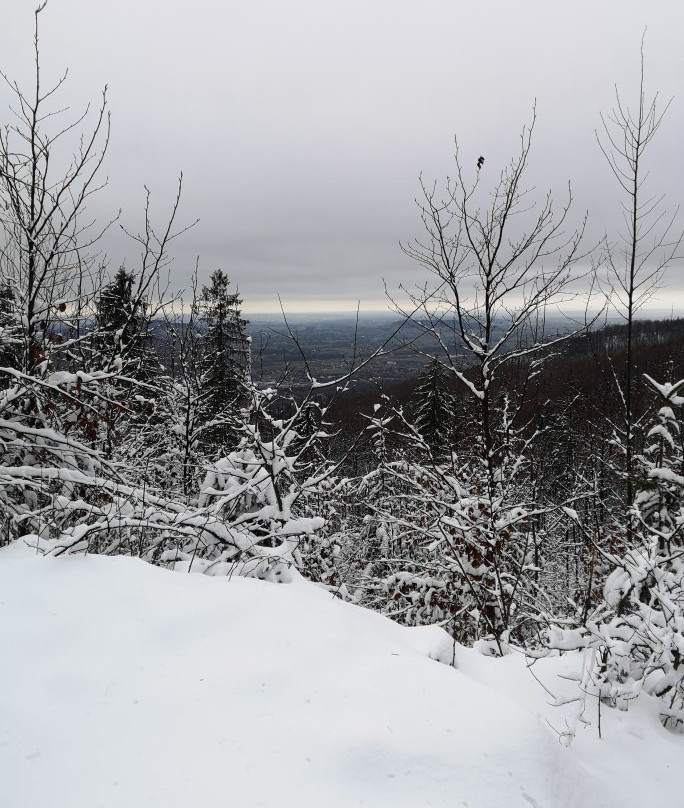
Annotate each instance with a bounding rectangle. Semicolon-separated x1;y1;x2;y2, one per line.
1;5;683;775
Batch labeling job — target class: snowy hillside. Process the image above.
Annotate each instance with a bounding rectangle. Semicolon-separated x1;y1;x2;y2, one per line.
1;543;680;808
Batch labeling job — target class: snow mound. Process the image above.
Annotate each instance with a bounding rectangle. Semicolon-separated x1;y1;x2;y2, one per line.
0;543;678;807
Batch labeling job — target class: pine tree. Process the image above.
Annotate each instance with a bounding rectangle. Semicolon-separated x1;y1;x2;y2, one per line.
412;357;457;457
94;267;156;378
83;267;164;462
195;269;251;456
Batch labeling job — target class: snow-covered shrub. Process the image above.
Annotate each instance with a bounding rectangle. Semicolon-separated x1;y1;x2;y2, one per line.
181;387;331;581
331;397;545;650
548;376;684;728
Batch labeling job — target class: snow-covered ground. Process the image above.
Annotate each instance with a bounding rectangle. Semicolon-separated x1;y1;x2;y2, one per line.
1;543;680;808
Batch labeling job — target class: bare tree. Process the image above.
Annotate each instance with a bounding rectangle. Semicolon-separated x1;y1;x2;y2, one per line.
396;112;590;650
0;2;111;376
597;39;682;506
0;4;191;550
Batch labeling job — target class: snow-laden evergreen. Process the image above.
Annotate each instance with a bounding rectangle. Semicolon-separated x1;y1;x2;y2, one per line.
548;375;684;726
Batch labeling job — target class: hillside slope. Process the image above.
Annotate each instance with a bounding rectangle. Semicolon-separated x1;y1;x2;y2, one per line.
0;544;679;808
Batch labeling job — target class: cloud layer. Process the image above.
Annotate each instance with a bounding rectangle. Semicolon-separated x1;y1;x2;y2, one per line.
1;1;683;311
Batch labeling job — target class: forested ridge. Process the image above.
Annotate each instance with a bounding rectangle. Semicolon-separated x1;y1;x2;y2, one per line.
2;5;684;742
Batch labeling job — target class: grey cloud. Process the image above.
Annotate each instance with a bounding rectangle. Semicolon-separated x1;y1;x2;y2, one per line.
1;0;683;312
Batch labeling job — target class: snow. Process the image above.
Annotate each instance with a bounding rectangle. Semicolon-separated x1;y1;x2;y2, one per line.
643;375;684;407
453;647;683;807
1;543;680;808
649;466;684;487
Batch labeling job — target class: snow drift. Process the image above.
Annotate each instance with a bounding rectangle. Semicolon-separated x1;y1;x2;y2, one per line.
0;543;679;808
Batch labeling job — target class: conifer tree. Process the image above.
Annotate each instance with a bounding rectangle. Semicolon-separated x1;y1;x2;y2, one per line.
412;357;457;458
195;269;250;456
86;267;161;458
94;267;156;378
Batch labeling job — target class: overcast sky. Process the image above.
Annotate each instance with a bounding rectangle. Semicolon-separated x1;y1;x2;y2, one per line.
2;1;683;312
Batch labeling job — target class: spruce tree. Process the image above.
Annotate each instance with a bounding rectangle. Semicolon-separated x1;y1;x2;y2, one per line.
90;267;161;458
412;357;457;458
195;269;250;456
94;267;155;377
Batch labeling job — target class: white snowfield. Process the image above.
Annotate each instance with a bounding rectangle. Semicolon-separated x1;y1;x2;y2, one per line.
1;544;680;808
